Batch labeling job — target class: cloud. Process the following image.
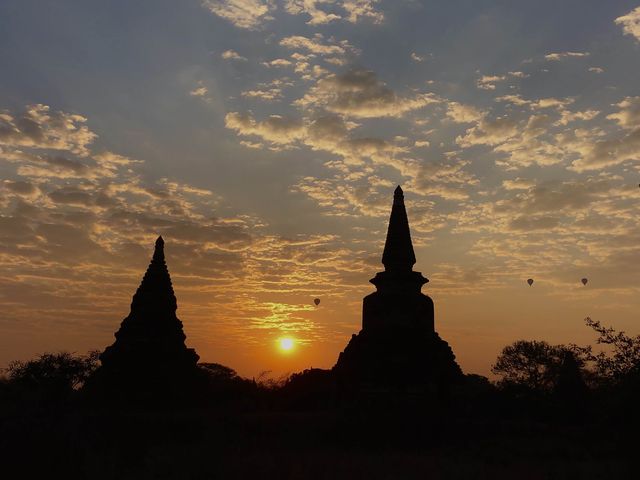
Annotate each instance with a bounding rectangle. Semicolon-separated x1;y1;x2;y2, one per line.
2;180;39;197
476;75;506;90
241;88;283;101
283;0;383;25
410;159;477;200
606;97;640;130
569;128;640;172
411;52;427;62
221;49;248;61
495;95;530;107
295;69;440;118
262;58;293;68
499;179;613;215
456;117;520;147
202;0;274;29
284;0;341;25
530;97;574;110
279;34;353;57
556;109;599;126
226;111;402;165
544;51;590;61
475;71;525;90
225;112;306;145
563;98;640;171
502;178;535;190
0;104;96;156
615;7;640;42
240;79;291;101
507;215;561;231
190;85;209;97
446;102;485;123
493;115;563;168
48;187;95;206
342;0;383;24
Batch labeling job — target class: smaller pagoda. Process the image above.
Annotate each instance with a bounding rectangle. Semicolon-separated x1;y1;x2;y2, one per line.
92;237;200;402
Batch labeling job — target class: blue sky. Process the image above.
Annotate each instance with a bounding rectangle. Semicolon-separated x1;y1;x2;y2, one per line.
2;1;640;377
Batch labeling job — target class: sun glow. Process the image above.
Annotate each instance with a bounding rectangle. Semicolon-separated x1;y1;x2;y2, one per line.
278;337;295;352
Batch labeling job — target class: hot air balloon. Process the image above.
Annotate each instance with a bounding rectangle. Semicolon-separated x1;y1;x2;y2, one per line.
527;278;534;287
581;278;588;286
313;298;320;306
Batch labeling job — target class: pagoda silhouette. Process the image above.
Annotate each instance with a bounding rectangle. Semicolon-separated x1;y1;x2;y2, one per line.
333;186;462;391
89;237;201;403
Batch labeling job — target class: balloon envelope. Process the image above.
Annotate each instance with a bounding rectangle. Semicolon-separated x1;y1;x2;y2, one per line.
581;278;588;285
313;298;320;306
527;278;534;286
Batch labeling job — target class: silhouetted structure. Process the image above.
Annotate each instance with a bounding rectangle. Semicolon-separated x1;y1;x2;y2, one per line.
89;237;201;404
334;187;462;392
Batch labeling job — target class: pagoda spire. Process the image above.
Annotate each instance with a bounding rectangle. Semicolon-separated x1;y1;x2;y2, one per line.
130;235;177;315
381;186;416;272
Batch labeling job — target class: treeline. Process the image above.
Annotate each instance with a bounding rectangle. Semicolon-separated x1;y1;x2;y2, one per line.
1;317;640;415
1;317;639;478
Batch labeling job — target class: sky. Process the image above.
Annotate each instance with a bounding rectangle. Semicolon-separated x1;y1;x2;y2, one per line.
2;0;640;378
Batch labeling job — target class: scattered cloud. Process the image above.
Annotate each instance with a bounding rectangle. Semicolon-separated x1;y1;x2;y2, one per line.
202;0;275;29
283;0;383;25
190;85;209;97
456;116;520;148
411;52;427;62
544;51;590;61
241;87;283;101
284;0;341;25
262;58;293;68
341;0;384;24
476;75;506;90
279;34;354;57
0;104;96;156
606;96;640;130
225;112;305;145
295;69;440;118
446;102;485;123
615;7;640;42
221;49;248;61
502;178;535;190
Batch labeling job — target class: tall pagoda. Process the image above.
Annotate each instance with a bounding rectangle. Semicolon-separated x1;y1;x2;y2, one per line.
333;187;462;390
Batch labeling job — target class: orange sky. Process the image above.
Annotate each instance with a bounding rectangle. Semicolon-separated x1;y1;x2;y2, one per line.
2;1;640;379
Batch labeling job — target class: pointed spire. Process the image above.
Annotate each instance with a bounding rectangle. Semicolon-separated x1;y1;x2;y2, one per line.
130;236;177;314
381;186;416;272
154;236;164;261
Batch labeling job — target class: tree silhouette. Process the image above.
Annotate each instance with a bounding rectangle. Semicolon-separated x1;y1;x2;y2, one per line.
575;317;640;383
492;340;568;391
3;351;99;409
6;351;99;390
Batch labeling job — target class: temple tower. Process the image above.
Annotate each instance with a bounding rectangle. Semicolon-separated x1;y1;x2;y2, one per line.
364;186;434;332
92;237;201;402
334;187;462;390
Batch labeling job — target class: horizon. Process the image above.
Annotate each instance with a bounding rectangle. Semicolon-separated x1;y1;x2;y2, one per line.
2;0;640;379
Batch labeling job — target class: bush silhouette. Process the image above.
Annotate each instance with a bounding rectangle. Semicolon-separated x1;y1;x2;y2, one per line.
3;351;99;410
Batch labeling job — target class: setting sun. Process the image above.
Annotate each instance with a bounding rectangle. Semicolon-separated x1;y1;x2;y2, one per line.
278;338;295;353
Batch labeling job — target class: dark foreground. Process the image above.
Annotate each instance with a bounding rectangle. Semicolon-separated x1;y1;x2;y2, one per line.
1;399;635;480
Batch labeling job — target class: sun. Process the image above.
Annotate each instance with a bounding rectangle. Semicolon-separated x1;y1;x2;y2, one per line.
278;337;295;352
